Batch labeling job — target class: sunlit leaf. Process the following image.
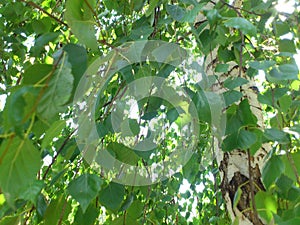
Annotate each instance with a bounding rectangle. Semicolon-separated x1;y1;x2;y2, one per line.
65;0;98;51
0;138;41;206
224;17;257;36
37;55;74;119
41;120;66;149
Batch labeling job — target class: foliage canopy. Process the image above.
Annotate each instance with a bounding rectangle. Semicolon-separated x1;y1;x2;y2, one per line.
0;0;299;224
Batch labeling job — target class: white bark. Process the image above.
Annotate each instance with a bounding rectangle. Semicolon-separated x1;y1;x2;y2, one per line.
194;1;271;223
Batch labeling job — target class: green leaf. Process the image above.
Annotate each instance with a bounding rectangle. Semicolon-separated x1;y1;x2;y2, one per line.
32;17;52;35
278;218;300;225
275;21;290;36
223;90;243;107
262;155;285;189
166;4;185;21
205;9;222;27
279;39;296;53
41;120;66;149
224;17;257;36
278;94;292;113
255;191;277;223
146;0;159;16
239;99;257;125
37;55;74;119
126;200;144;219
107;142;140;165
258;88;288;106
263;128;290;144
19;180;44;204
3;87;33;133
99;182;125;211
278;64;299;80
275;174;293;198
237;129;257;150
182;154;199;183
248;60;275;70
192;89;211;123
222;129;257;151
22;64;53;85
133;0;146;11
74;204;98;225
282;151;300;183
287;186;300;202
67;174;102;212
103;0;132;15
44;196;71;225
63;44;88;92
224;77;249;90
0;138;41;206
249;129;263;155
0;216;20;225
215;63;229;73
31;32;60;56
119;193;134;211
65;0;98;51
166;107;180;124
182;4;204;23
128;119;140;136
36;194;47;221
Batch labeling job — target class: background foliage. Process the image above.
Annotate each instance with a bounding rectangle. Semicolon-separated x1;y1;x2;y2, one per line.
0;0;299;224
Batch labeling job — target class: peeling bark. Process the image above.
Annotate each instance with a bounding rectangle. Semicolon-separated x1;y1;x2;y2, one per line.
194;1;272;223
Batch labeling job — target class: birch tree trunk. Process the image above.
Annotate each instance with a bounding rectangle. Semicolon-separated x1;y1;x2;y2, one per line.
200;1;271;224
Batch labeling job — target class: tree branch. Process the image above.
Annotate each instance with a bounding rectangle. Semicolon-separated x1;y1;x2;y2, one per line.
19;0;68;27
42;129;77;179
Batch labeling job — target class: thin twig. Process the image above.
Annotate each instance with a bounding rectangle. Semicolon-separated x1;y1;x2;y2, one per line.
19;0;68;27
42;129;77;179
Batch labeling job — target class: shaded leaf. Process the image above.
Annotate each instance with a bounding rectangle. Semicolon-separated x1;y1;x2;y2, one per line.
63;44;88;92
22;64;53;85
224;77;249;90
74;204;98;225
67;174;102;212
262;155;285;189
166;4;185;21
43;196;71;225
107;142;140;165
99;182;125;211
263;128;290;144
223;90;243;107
